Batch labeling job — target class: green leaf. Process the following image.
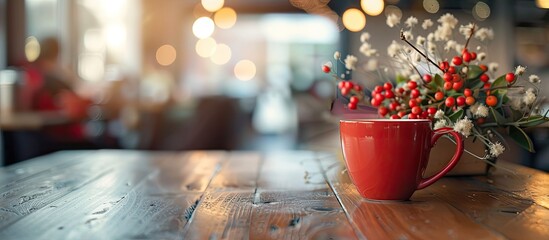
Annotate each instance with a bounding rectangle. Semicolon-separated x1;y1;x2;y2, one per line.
429;74;444;90
490;107;506;125
509;126;535;152
467;65;483;80
396;75;407;84
448;109;464;123
465;78;483;90
492;75;507;88
517;116;549;128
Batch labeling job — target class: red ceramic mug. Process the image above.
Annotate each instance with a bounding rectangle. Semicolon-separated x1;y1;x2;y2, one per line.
340;119;464;200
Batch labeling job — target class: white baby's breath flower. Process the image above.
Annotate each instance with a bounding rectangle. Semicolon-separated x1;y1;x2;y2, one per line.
454;44;464;54
422;19;433;29
453;117;473;137
477;52;486;61
387;40;401;57
434;25;453;41
386;13;401;28
434;110;445;119
444;40;457;51
344;55;357;71
510;97;523;110
364;59;378;71
434;119;448;130
340;73;345;78
523;88;537;105
427;41;436;53
410;74;421;82
489;142;505;157
403;30;414;41
473;103;489;118
405;16;418;28
416;36;426;45
474;28;494;41
529;74;540;84
334;51;341;60
438;13;458;28
383;67;389;73
515;65;526;75
360;32;370;43
459;23;475;38
461;66;469;74
427;33;435;42
359;42;377;57
488;62;499;72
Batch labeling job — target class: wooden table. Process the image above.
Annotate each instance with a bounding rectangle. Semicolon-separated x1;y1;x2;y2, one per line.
0;150;547;239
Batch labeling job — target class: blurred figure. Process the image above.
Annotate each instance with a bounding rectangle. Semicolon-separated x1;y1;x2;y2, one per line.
13;36;95;160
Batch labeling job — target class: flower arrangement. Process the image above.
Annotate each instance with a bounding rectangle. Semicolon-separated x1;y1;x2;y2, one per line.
322;13;548;163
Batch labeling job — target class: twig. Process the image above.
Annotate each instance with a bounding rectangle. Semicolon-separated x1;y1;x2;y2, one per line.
400;30;444;72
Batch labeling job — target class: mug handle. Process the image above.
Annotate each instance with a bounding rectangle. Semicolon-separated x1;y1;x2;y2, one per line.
417;127;464;190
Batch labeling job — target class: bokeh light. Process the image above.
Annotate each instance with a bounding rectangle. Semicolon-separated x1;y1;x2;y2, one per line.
342;8;366;32
210;44;231;65
192;17;215;39
536;0;549;8
384;5;402;18
361;0;384;16
423;0;439;14
79;54;105;82
473;1;491;20
156;44;177;66
201;0;224;12
214;7;237;29
234;60;256;81
24;36;40;62
195;37;217;58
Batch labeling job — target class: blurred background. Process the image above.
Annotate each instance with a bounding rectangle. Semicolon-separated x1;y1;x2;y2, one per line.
0;0;548;170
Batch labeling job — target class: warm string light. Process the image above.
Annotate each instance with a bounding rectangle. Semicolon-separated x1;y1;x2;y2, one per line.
342;8;366;32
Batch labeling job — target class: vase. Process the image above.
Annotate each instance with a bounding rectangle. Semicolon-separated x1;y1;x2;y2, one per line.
426;136;492;176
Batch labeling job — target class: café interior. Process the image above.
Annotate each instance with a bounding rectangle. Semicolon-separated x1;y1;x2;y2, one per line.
0;0;548;171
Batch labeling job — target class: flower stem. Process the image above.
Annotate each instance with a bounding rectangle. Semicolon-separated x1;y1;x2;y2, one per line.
400;30;444;72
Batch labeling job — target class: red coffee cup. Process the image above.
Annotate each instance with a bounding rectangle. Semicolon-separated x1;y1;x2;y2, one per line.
340;119;464;200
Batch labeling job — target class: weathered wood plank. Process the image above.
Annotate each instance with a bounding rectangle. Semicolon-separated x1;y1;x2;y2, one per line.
474;161;549;209
0;151;92;186
424;177;549;240
320;156;505;240
208;151;262;191
0;151;223;239
257;151;326;191
250;190;357;240
250;152;357;239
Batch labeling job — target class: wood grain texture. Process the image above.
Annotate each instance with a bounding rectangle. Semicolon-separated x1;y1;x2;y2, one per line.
319;155;506;240
257;151;326;191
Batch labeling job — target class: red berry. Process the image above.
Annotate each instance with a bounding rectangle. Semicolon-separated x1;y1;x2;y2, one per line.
371;98;381;107
348;102;357;110
353;85;362;91
470;52;477;60
486;95;498;107
338;81;345;89
452;56;463;66
384;82;393;90
344;81;354;89
505;73;515;83
448;66;456;74
408;113;418;119
389;102;399;110
385;90;395;99
483;83;491;92
322;65;331;73
477;118;486;124
408;81;418;90
444;81;453;90
479;64;488;72
428;107;437;115
421;111;430;119
398;111;406;117
423;74;432;83
412;106;422;115
452;81;463;91
378;106;388;116
374;93;385;102
397;87;405;94
435;91;444;101
410;89;420;99
456;96;466;106
462;52;472;62
480;74;489;82
390;114;401;119
445;96;455;107
466;96;476;105
443;72;453;82
374;85;383;93
408;99;418;108
464;88;472;97
341;87;350;95
350;96;359;104
439;61;449;71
